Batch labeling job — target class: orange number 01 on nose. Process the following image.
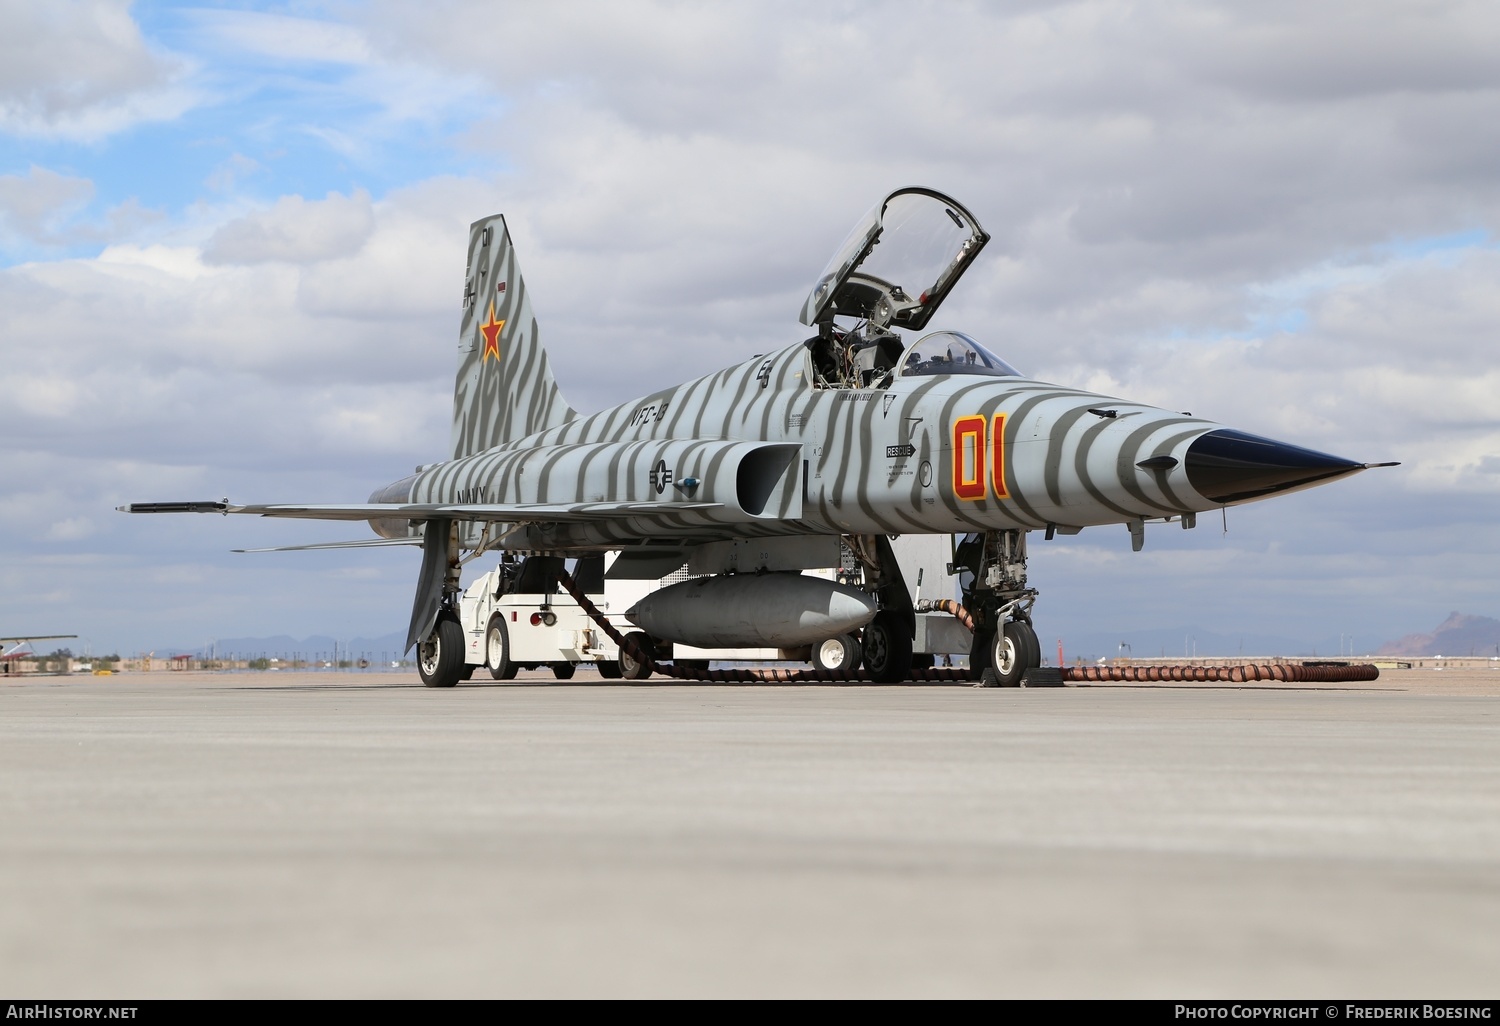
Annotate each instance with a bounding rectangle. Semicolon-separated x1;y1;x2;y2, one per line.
952;414;1008;501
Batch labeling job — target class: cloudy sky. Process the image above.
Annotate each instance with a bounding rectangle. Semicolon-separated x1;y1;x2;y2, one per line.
2;0;1498;659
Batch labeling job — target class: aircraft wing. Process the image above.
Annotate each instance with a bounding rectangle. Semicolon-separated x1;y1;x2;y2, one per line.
232;538;426;553
120;500;726;523
0;634;76;644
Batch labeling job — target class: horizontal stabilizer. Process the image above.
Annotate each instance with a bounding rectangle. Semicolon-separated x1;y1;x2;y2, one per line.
232;538;424;553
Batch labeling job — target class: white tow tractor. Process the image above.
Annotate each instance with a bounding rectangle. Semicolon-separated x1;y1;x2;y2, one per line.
449;552;725;681
429;540;973;684
453;554;612;680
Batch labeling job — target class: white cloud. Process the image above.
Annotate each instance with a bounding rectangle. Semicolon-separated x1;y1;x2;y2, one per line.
5;1;1500;652
0;166;94;245
0;0;197;141
0;168;169;256
204;154;263;194
182;9;374;66
45;517;96;542
203;190;376;266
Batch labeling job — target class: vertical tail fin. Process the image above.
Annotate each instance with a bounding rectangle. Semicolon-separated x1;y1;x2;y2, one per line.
451;215;576;459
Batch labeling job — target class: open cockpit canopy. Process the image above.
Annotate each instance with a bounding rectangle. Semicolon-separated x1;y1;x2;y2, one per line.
799;188;990;331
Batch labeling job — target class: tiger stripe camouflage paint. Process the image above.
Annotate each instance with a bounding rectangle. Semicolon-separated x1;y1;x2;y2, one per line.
411;308;1233;553
451;215;576;460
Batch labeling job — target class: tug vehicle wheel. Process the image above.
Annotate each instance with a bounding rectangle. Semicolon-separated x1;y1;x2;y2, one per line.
619;631;655;680
486;615;517;680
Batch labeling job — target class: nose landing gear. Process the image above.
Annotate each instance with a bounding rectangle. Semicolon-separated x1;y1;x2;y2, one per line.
955;529;1041;687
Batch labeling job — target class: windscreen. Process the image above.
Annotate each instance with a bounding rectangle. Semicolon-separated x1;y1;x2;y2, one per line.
898;331;1022;378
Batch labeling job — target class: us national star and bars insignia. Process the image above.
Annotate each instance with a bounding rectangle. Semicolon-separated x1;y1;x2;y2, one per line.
650;459;674;494
479;300;505;363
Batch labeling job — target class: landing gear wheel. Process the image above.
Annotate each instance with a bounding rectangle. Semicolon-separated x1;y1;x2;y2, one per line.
812;633;861;675
861;611;913;684
988;621;1034;687
597;661;622;679
418;617;465;688
551;662;576;680
1012;620;1041;673
486;615;517;680
619;631;655;680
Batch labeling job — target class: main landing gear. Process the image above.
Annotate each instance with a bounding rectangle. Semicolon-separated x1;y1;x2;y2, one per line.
418;615;465;688
843;534;916;684
954;529;1041;687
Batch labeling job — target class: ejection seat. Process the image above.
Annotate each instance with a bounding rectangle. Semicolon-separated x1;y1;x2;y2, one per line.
849;336;903;388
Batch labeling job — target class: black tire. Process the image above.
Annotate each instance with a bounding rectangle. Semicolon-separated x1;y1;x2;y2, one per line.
552;662;576;680
862;611;913;684
417;617;465;688
486;615;517;680
597;661;622;679
812;633;861;675
619;631;655;680
1013;620;1041;671
988;621;1031;687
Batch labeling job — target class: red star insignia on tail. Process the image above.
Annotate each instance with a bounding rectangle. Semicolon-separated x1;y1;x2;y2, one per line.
479;301;505;363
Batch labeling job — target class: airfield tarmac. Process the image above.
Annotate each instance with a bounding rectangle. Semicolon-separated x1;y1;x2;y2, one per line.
2;666;1497;999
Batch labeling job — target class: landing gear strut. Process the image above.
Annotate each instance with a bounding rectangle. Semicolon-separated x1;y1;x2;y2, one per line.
955;529;1040;686
846;534;916;684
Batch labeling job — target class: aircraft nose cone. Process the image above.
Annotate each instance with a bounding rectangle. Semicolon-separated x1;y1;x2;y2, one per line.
1185;429;1363;504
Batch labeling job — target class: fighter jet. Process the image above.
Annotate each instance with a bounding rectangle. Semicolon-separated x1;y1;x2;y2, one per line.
122;188;1392;687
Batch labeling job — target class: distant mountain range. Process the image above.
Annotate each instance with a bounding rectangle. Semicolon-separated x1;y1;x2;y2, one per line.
1376;612;1500;658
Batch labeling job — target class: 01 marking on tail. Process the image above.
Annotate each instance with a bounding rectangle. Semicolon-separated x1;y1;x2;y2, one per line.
121;187;1394;687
